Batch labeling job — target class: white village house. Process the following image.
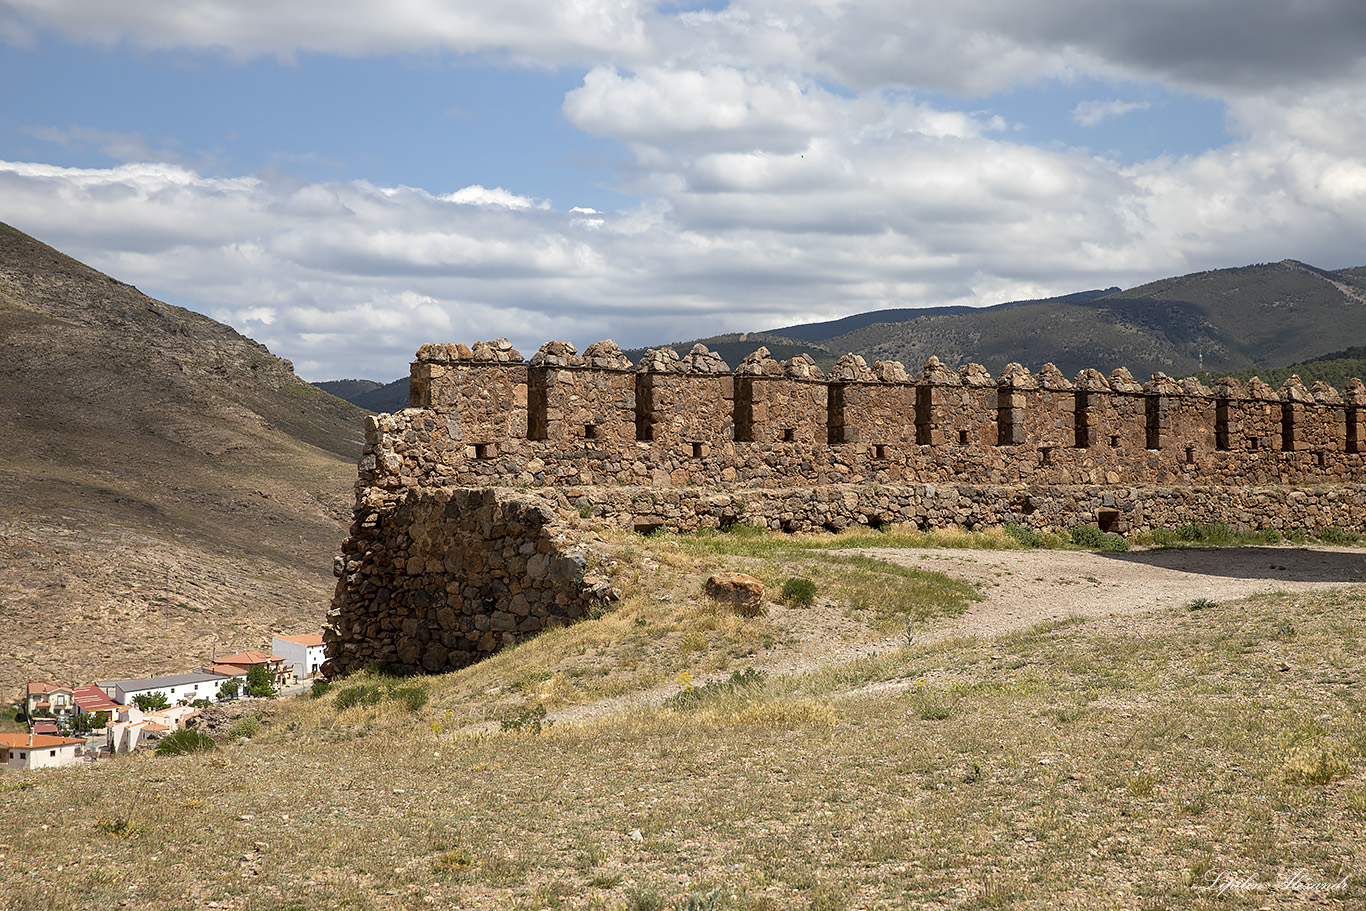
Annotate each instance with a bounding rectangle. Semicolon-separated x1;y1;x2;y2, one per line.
98;671;244;706
0;733;87;770
272;634;326;679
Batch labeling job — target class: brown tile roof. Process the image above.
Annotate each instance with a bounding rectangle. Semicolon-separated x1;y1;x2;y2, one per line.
0;733;86;749
276;634;324;647
215;651;283;666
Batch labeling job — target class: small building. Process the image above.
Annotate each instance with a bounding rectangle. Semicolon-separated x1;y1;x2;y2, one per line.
212;651;294;688
272;634;326;679
98;672;239;707
23;681;75;721
72;684;120;717
0;733;87;770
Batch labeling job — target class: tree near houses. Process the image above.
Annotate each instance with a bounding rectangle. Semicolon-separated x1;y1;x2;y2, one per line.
133;692;170;711
246;664;276;698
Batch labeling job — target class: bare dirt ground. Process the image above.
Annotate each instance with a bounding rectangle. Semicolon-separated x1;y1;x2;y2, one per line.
860;543;1366;642
552;544;1366;725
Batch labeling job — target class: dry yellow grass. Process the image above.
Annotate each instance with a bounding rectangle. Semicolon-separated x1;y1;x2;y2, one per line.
3;540;1365;910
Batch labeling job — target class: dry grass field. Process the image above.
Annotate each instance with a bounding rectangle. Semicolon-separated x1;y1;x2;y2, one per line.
3;528;1364;911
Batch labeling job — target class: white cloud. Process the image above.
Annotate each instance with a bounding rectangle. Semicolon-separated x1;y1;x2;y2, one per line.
1072;99;1151;127
3;1;1366;384
0;0;653;64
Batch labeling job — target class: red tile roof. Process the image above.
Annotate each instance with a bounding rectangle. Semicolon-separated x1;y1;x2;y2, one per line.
72;685;120;713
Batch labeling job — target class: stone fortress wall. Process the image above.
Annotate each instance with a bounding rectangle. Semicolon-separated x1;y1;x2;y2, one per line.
323;338;1366;677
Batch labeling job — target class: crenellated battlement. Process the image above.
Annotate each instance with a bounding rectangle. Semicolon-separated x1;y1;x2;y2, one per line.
382;338;1366;493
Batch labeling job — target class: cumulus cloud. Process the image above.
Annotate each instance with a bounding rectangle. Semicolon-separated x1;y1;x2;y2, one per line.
0;0;653;63
3;1;1366;382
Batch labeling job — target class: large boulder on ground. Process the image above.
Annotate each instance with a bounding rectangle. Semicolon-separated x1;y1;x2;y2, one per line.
704;573;765;617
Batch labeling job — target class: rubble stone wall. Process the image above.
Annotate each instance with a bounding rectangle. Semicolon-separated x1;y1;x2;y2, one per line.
324;338;1366;677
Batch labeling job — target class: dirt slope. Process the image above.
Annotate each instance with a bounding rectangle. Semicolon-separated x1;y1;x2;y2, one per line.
0;221;367;698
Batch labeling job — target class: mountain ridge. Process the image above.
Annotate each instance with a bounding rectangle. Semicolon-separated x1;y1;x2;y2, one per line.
0;221;368;698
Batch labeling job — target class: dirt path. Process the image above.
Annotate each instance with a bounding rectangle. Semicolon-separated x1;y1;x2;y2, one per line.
858;543;1366;642
543;545;1366;727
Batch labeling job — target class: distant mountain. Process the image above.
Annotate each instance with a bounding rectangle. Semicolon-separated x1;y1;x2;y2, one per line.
314;377;409;413
0;221;369;697
638;261;1366;380
822;261;1366;378
769;289;1121;344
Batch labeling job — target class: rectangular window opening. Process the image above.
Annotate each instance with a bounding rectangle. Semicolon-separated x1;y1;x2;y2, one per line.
958;429;969;445
1040;447;1054;465
827;384;847;446
584;424;599;440
1109;434;1120;447
691;442;704;458
472;443;492;459
874;444;888;460
914;386;933;446
1281;405;1296;452
1073;391;1091;448
782;428;795;443
1317;450;1327;467
634;373;653;443
1248;436;1260;451
1185;447;1196;465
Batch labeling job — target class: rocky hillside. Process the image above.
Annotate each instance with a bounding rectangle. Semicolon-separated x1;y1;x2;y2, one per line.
0;221;368;699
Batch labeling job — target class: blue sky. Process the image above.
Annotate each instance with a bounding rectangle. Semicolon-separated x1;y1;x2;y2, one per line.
2;1;1365;381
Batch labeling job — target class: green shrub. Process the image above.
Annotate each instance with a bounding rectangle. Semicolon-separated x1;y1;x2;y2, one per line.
225;715;260;739
780;577;817;607
500;703;552;733
1069;526;1130;551
333;684;384;711
309;679;332;699
1004;523;1042;548
1317;526;1361;546
155;730;217;756
389;684;428;713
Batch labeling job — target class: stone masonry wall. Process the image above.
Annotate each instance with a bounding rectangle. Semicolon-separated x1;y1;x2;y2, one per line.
325;338;1366;677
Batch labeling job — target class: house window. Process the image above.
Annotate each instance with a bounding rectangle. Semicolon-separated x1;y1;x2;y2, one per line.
50;750;57;757
782;428;795;442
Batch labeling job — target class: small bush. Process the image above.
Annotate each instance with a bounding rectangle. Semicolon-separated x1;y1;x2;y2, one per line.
389;684;429;713
780;577;817;607
500;703;552;734
225;715;260;739
1317;526;1361;546
94;814;146;838
333;684;384;711
309;679;332;699
1069;526;1130;551
664;668;767;711
155;730;217;756
1187;597;1217;611
1004;523;1042;548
